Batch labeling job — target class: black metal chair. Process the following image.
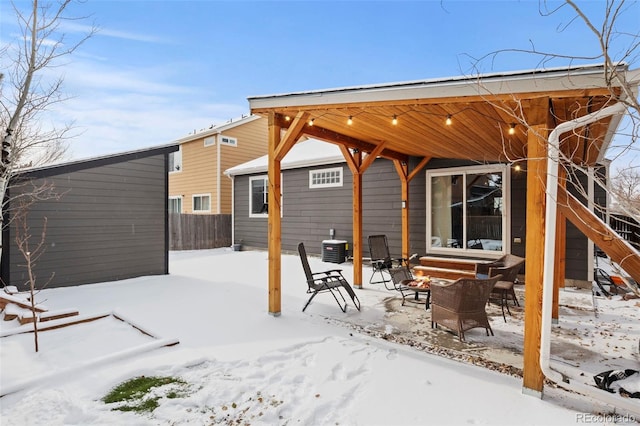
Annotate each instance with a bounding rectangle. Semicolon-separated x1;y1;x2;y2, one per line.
298;242;361;312
389;264;431;310
368;235;406;290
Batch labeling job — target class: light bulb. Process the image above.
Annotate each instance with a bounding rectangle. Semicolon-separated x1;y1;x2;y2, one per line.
509;123;516;135
285;116;291;121
309;118;314;126
445;115;452;126
347;116;353;125
392;115;398;125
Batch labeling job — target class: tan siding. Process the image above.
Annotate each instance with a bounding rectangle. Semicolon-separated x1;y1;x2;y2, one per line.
169;116;268;214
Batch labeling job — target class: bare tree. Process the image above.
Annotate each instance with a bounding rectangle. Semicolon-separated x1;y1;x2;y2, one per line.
611;167;640;214
0;0;95;267
467;0;639;241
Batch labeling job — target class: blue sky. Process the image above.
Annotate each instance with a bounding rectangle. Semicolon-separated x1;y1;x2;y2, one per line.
1;0;639;165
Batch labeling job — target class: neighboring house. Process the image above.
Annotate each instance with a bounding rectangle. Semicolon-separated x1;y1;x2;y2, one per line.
226;138;606;287
1;144;178;289
168;114;268;214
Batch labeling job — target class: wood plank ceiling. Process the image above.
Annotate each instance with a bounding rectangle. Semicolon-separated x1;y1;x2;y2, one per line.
252;89;616;166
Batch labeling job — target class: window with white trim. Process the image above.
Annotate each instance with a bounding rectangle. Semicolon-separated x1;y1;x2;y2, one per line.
309;167;343;188
249;175;283;218
169;147;182;172
220;135;237;146
204;136;215;147
427;164;509;254
168;196;182;213
192;194;211;212
250;176;269;217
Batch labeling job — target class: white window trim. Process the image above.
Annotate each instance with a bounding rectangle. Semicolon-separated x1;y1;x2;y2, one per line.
220;135;237;147
309;166;343;188
249;174;283;218
169;196;183;213
426;164;510;258
204;136;216;147
192;193;212;213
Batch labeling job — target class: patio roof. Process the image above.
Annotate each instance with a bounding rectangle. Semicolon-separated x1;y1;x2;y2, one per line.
248;62;639;401
249;63;629;166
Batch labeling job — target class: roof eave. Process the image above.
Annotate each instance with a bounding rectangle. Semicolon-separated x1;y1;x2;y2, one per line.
248;63;627;110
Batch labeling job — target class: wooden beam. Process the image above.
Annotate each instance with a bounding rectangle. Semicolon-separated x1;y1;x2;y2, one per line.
557;185;640;283
275;111;308;161
352;150;363;288
360;141;386;172
273;114;408;162
552;166;567;321
407;156;431;183
522;120;549;396
268;112;282;316
393;160;410;259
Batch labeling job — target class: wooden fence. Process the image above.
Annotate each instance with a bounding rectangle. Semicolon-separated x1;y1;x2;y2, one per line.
169;213;232;250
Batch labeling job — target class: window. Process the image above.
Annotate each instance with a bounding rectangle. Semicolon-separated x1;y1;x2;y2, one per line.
192;194;211;212
309;167;343;188
249;175;282;218
220;135;237;146
204;136;215;147
427;165;508;254
250;176;268;217
168;196;182;213
169;147;182;172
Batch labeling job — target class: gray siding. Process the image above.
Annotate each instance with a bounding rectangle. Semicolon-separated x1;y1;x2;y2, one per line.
233;157;594;281
7;155;168;289
234;158;427;259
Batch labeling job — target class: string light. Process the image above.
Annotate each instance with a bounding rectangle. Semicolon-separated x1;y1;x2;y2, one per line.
308;118;314;126
445;115;452;126
347;116;353;125
392;115;398;125
514;164;522;172
508;123;516;135
285;116;291;121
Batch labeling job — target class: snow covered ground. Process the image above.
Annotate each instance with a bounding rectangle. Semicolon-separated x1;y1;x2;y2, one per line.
0;248;638;425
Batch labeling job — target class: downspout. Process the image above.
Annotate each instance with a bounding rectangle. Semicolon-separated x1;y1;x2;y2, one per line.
217;136;222;214
228;173;235;246
541;102;639;415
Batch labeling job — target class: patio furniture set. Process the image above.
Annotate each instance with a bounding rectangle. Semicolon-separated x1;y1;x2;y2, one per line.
298;235;524;342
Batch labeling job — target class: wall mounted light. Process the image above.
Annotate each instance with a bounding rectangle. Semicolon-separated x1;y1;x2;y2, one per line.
401;200;407;209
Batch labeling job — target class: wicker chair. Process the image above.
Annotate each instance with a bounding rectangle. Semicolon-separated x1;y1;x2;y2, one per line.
430;275;502;342
475;254;525;321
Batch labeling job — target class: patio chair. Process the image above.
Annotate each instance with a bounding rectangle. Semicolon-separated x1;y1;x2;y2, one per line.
368;234;406;290
389;258;430;309
430;275;502;342
298;242;361;313
475;254;525;322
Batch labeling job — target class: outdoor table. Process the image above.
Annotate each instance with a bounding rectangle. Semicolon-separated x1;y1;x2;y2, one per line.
399;277;452;310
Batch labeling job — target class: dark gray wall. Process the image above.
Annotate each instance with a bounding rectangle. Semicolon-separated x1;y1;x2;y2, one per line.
233;157;593;281
234;158;426;259
6;154;169;289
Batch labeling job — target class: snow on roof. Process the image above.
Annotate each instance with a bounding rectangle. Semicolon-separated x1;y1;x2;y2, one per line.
224;138;345;176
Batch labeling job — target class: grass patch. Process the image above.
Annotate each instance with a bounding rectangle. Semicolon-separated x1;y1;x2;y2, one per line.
102;375;188;413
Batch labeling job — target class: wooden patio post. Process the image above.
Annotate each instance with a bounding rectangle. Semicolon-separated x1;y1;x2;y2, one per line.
553;166;567;322
393;157;430;259
522;117;549;396
268;112;282;316
352;150;363;288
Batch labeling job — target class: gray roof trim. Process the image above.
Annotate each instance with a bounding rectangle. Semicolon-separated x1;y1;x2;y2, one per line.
248;63;627;109
15;143;179;179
